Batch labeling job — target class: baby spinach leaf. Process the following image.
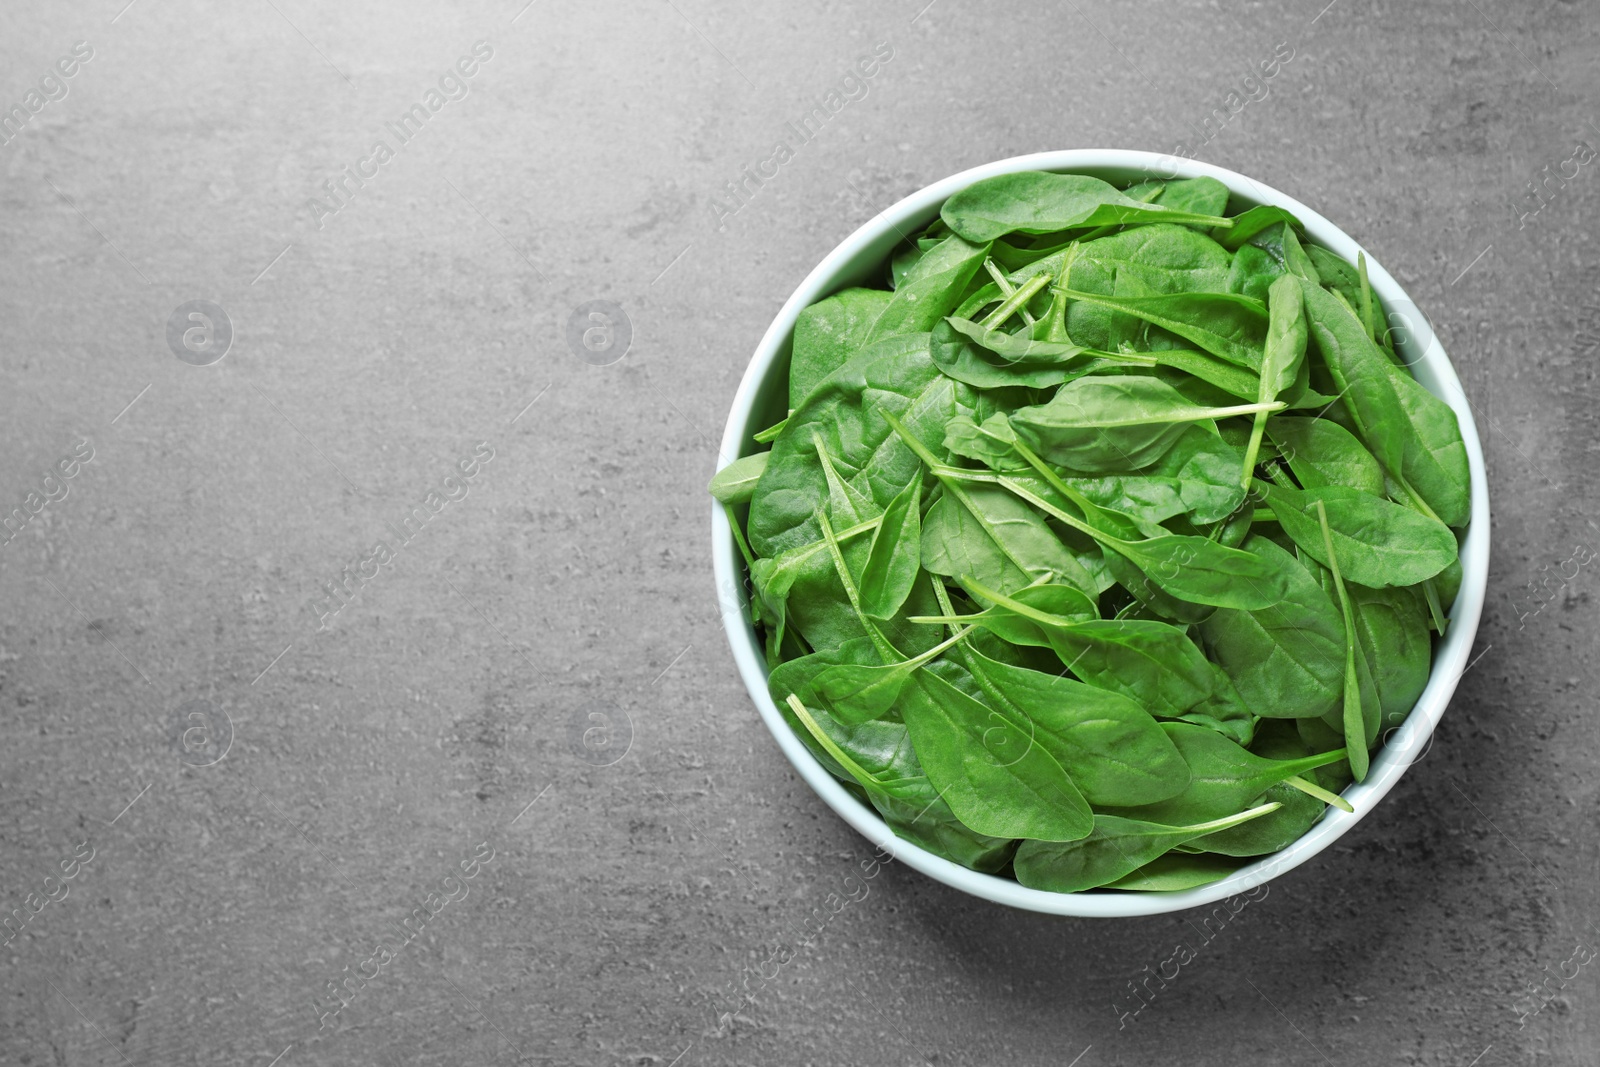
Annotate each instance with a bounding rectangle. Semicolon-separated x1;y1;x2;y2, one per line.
1217;205;1304;249
953;577;1219;718
1255;481;1457;588
858;477;923;620
790;288;893;406
864;234;991;344
1312;499;1371;783
1266;416;1386;495
1142;347;1262;401
1226;243;1285;303
1013;803;1280;892
941;171;1233;243
928;317;1143;390
1103;852;1246;890
944;642;1191;807
1239;274;1309;486
708;451;770;505
1055;289;1269;370
888;411;1101;597
812;624;973;725
1010;375;1281;473
867;777;1019;873
1349;583;1431;729
1199;537;1345;720
1140;175;1232;217
1192;727;1335;856
1306;244;1359;303
993;446;1290;610
918;486;1091;596
1244;221;1320;284
898;668;1095;842
1300;279;1470;527
1109;722;1347;825
749;332;969;557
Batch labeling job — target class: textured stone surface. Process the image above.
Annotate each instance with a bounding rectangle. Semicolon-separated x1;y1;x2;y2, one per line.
1;1;1596;1064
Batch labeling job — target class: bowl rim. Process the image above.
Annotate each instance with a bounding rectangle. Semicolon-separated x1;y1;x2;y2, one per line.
711;149;1490;917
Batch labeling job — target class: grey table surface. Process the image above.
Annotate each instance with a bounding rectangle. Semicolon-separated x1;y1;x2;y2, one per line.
1;1;1596;1064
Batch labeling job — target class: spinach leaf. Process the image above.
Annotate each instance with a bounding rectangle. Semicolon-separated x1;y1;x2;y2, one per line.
749;333;968;556
947;577;1219;718
1199;537;1345;720
1349;584;1431;729
928;317;1143;390
1108;722;1347;825
897;668;1095;842
1267;416;1386;495
1311;499;1373;783
1239;274;1308;486
708;451;770;504
1013;803;1280;892
1103;852;1246;890
864;234;991;344
942;629;1191;806
990;446;1290;611
858;476;923;619
1300;279;1470;527
812;624;973;725
941;171;1233;243
888;411;1101;597
1255;481;1457;588
1217;205;1303;249
790;288;893;406
1055;289;1269;370
1193;726;1336;856
1011;375;1281;472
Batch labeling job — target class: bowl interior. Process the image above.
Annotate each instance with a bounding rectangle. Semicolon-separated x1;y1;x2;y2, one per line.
713;150;1489;917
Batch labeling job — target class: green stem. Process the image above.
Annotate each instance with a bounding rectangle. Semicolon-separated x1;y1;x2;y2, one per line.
959;575;1071;630
1357;252;1375;342
930;579;961;633
1423;578;1449;635
1181;801;1281;836
1042;243;1079;343
1284;774;1355;813
1239;410;1270;489
724;504;755;570
785;694;882;788
983;259;1035;327
1251;508;1278;524
1008;435;1107;519
1393;471;1443;524
752;412;792;444
895;623;977;671
979;270;1052;330
815;508;898;662
994;475;1130;553
1315;498;1369;784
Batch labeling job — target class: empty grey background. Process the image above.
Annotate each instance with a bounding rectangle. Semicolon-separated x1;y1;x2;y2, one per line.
1;0;1594;1063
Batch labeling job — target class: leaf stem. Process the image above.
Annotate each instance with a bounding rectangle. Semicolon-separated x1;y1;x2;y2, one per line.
1315;497;1368;784
1357;252;1375;342
1181;801;1282;836
724;503;756;570
983;258;1036;327
979;270;1053;331
785;694;882;788
815;508;898;663
1284;774;1355;813
1423;578;1449;635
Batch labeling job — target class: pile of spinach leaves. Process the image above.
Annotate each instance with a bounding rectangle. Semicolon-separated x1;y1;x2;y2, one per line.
709;170;1470;894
